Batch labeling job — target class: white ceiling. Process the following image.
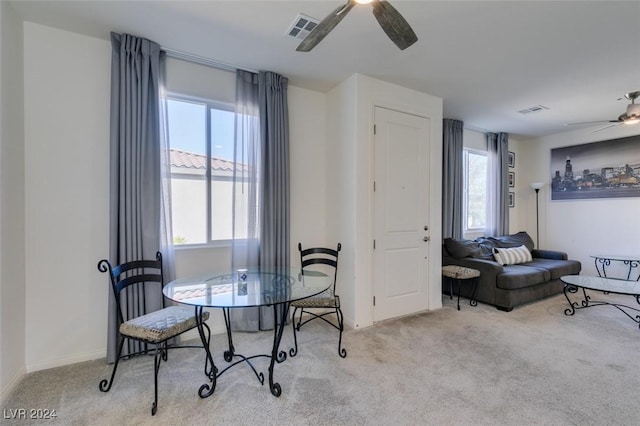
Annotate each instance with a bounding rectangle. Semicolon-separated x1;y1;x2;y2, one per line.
10;0;640;139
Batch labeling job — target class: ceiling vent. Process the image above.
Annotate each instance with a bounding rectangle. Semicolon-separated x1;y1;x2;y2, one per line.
518;105;550;115
286;13;319;40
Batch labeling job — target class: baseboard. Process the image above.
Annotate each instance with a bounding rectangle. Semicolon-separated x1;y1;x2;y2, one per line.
1;366;26;406
26;349;105;374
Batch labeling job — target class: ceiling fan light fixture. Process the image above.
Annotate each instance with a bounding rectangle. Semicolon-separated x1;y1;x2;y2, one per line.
355;0;374;4
623;118;640;125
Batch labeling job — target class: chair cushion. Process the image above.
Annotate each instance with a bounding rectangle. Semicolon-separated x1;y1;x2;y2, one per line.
119;306;209;343
292;295;339;309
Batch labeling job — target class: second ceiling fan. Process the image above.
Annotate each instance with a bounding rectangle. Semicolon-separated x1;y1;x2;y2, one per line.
296;0;418;52
567;91;640;132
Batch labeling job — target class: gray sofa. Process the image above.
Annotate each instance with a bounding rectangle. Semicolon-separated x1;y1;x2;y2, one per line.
442;232;581;311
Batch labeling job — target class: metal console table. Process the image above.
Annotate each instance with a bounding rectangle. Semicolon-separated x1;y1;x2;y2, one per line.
561;275;640;329
590;255;640;281
163;269;332;399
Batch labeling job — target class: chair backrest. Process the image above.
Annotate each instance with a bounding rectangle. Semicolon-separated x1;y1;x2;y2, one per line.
97;251;165;325
298;243;341;295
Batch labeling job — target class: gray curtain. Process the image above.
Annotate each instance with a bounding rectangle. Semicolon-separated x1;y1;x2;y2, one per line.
231;70;290;331
487;132;509;236
258;71;290;271
442;119;464;239
107;32;164;362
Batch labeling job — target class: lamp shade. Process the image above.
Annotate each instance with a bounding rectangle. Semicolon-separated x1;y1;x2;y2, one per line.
529;182;544;190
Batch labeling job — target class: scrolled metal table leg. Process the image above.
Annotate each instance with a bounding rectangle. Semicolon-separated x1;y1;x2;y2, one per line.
563;284;579;316
268;302;290;397
195;306;217;398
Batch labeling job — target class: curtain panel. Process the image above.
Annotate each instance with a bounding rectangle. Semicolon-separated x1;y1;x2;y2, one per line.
231;70;290;331
258;71;290;271
487;132;509;236
107;32;166;362
442;118;464;239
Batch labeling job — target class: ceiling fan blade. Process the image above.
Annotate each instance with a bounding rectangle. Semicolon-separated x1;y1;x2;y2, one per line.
371;0;418;50
592;123;621;133
296;1;356;52
566;120;620;125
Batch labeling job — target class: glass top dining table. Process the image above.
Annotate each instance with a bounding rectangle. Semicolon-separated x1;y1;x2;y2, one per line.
163;269;332;308
162;268;332;399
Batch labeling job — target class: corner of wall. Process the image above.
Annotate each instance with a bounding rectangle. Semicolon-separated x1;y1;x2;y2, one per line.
0;0;27;403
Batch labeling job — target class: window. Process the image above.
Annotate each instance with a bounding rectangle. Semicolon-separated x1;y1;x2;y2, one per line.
463;148;488;233
167;96;240;246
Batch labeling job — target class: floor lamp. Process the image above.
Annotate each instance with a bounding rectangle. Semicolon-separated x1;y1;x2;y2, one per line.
529;182;544;249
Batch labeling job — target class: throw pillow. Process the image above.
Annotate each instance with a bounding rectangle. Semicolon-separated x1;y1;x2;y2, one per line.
493;244;533;266
488;232;535;251
444;238;481;259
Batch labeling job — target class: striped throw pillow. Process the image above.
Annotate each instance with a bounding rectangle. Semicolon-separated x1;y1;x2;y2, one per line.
493;245;532;266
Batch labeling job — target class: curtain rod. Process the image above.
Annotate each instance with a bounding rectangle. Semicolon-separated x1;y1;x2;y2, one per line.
162;47;258;74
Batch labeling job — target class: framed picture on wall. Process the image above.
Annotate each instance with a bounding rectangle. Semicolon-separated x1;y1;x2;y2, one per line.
550;135;640;200
508;192;515;207
508;172;515;187
508;151;515;168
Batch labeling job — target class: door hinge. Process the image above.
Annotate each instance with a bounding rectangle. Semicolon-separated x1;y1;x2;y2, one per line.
373;239;376;249
373;124;376;135
373;181;376;192
373;296;376;306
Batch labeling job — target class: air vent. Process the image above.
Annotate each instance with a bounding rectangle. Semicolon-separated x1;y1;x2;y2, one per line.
286;13;319;40
518;105;550;115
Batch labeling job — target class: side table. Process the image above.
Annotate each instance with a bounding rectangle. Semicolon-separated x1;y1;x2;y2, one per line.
442;265;480;310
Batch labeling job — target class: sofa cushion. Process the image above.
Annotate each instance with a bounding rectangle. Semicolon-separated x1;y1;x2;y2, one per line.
486;231;535;251
527;258;582;280
493;245;533;265
496;265;550;290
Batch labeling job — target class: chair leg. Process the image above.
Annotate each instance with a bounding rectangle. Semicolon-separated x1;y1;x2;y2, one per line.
152;344;163;416
336;307;347;358
99;336;125;392
289;306;300;357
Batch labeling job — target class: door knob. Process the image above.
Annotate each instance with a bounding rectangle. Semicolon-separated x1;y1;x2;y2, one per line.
423;236;430;242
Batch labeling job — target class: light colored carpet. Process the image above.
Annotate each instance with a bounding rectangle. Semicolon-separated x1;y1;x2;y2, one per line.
3;292;640;425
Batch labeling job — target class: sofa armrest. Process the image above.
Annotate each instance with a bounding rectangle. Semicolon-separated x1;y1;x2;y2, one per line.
532;249;568;260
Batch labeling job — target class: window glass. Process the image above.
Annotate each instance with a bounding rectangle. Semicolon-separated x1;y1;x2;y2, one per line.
167;97;236;245
464;149;488;232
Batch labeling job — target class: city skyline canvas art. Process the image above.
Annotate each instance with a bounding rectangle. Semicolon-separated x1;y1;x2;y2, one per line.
550;135;640;200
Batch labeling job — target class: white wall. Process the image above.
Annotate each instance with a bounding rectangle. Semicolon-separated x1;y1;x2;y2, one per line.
518;125;640;277
23;22;111;372
327;74;443;329
326;75;358;325
20;23;329;370
0;0;26;403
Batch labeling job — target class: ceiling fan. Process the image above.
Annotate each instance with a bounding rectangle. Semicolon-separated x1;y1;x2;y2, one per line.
296;0;418;52
567;91;640;132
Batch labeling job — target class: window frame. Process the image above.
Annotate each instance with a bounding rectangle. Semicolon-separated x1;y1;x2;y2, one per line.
462;147;488;235
166;92;236;248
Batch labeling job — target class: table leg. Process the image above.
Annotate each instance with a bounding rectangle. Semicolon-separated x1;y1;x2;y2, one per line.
563;284;579;316
267;302;290;397
222;308;235;362
195;306;217;399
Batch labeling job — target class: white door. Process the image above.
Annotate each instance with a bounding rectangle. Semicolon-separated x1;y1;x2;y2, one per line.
373;106;430;322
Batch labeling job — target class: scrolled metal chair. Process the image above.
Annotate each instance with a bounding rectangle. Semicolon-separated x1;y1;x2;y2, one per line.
97;252;210;415
289;243;347;358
